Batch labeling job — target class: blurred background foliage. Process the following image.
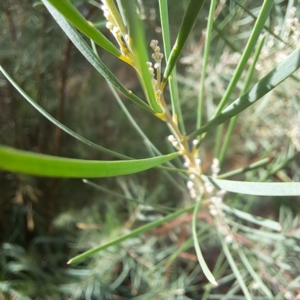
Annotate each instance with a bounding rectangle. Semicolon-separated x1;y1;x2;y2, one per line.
0;0;300;299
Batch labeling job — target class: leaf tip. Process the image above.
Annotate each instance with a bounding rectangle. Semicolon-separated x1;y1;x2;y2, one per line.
66;259;72;265
210;278;218;286
82;179;88;184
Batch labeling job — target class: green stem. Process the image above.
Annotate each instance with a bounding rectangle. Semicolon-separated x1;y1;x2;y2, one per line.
217;157;270;179
68;205;195;264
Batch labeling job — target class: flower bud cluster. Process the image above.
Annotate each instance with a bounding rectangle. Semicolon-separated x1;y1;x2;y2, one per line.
285;7;300;48
211;158;220;178
148;40;164;101
168;135;181;150
186;180;197;199
150;40;164;67
167;135;203;199
258;6;300;73
202;158;233;243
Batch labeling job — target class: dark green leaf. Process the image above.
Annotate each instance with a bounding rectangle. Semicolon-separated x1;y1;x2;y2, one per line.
162;0;205;83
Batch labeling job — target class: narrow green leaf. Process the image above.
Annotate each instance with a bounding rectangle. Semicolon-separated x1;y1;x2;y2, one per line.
0;146;179;178
218;158;270;179
162;0;205;83
213;0;273;116
83;179;174;212
188;45;300;139
206;177;300;196
68;205;194;264
192;201;218;286
213;23;241;53
42;0;155;114
218;37;265;164
122;1;162;113
221;240;252;300
229;221;285;242
234;0;292;50
221;204;281;231
236;248;273;299
0;66;130;160
45;0;125;61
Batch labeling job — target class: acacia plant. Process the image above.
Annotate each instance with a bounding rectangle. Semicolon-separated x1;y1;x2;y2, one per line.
1;0;300;298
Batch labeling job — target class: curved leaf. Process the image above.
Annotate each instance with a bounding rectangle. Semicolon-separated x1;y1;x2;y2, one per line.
0;146;179;178
189;45;300;139
0;66;130;160
45;0;128;62
192;201;217;286
207;177;300;196
42;0;154;114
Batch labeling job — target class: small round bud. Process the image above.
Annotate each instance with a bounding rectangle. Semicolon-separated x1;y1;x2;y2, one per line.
168;135;175;142
192;139;199;146
187;181;194;189
195;158;201;165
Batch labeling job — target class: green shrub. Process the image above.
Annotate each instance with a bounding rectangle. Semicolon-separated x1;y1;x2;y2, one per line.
1;0;300;298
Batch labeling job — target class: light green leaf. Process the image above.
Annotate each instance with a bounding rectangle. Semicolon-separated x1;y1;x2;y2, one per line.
0;146;179;178
236;248;273;299
42;0;154;114
206;177;300;196
189;45;300;138
45;0;126;61
221;239;252;300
